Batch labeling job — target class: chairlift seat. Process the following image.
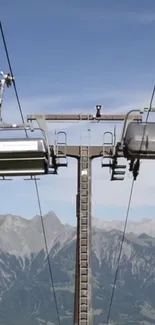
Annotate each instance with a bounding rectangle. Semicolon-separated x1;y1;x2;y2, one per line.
123;122;155;159
0;138;49;176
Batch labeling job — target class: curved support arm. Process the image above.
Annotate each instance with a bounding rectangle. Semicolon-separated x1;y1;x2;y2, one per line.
120;109;142;143
56;131;67;156
103;131;113;144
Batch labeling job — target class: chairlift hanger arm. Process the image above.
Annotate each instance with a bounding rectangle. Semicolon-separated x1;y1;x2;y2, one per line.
27;114;142;121
120;109;143;142
0;71;14;120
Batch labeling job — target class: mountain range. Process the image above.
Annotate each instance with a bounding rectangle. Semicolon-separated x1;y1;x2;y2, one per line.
0;212;155;325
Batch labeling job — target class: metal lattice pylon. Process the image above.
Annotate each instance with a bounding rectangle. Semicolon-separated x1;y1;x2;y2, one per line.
78;121;92;325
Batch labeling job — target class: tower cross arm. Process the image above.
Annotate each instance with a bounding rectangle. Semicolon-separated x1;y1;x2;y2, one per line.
51;145;119;158
27;113;142;121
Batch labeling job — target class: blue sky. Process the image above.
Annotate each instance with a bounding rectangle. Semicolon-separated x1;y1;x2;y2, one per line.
1;0;155;225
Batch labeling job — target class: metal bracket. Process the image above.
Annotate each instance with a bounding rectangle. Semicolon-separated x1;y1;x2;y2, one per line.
101;125;127;180
24;176;40;181
0;176;12;181
101;126;116;169
143;106;155;112
55;131;68;167
110;157;126;181
34;116;50;146
32;115;53;168
0;120;33;132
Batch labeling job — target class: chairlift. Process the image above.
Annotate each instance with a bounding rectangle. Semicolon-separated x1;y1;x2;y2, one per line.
121;109;155;160
0;120;55;177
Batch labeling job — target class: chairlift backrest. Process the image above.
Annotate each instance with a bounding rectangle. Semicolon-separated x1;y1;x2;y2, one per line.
123;121;155;159
0;137;49;176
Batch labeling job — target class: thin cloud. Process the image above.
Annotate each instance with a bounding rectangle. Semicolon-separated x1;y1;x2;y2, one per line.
128;12;155;24
101;11;155;25
79;9;155;25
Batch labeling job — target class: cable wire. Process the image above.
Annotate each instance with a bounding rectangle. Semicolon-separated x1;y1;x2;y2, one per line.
34;179;61;325
105;179;134;324
105;86;155;324
0;21;61;325
0;21;26;127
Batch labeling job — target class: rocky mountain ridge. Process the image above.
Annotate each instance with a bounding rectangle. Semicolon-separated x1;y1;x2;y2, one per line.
0;211;155;241
0;212;74;257
0;211;155;324
1;211;154;259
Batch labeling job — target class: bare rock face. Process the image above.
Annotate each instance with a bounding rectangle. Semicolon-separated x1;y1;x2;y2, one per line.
0;211;74;257
92;216;155;237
